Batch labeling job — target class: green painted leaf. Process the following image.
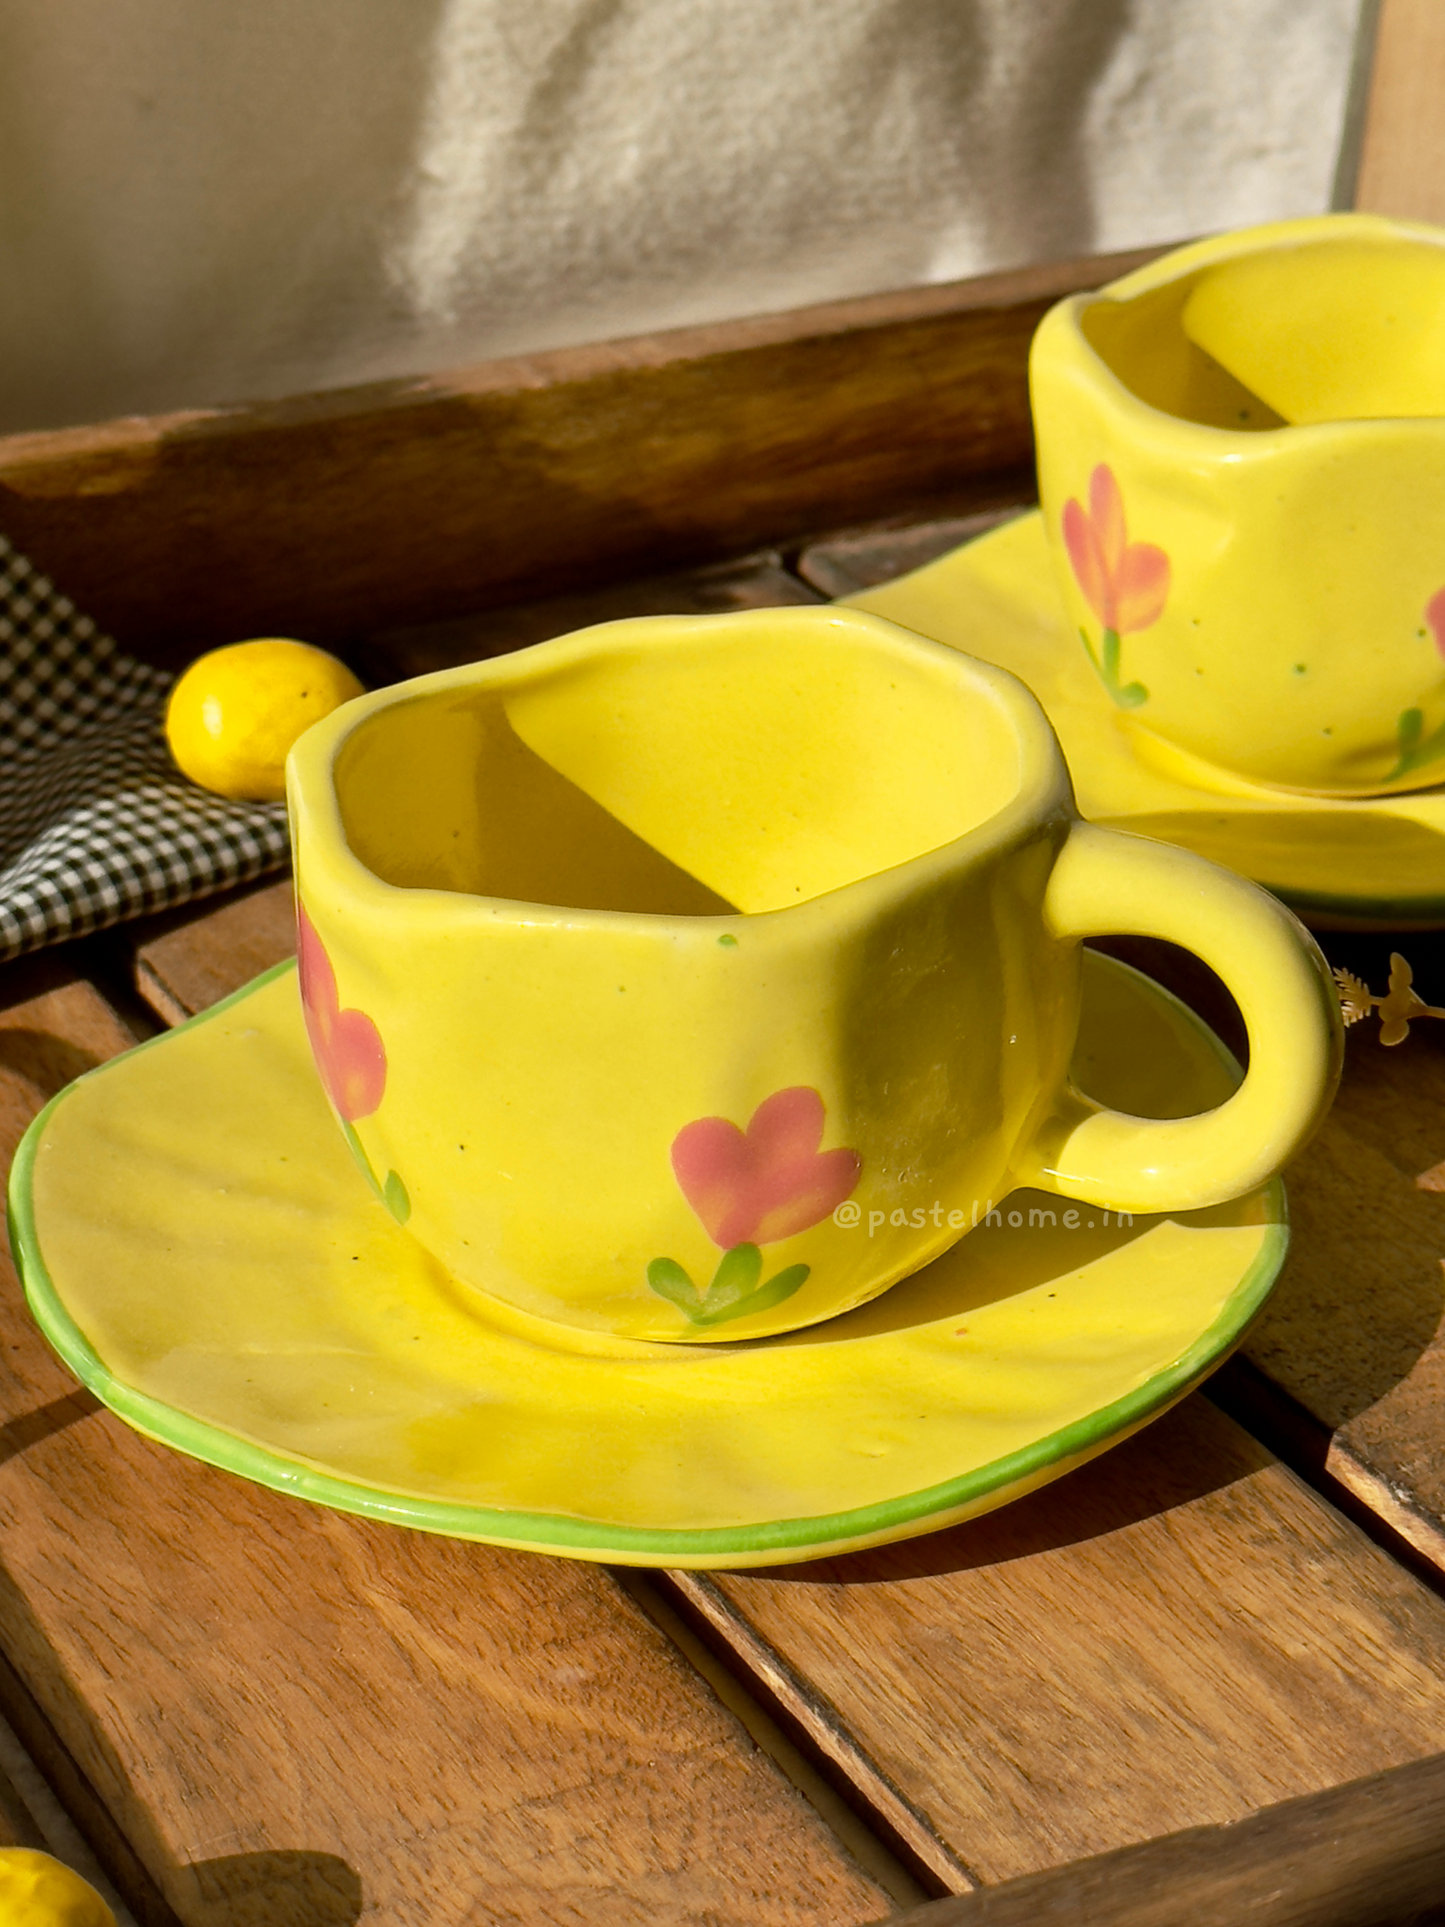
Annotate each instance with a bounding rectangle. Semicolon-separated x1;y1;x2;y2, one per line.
1101;627;1122;686
647;1257;702;1316
341;1121;382;1197
383;1170;411;1224
702;1243;762;1313
696;1262;811;1327
651;1247;810;1328
1388;706;1445;781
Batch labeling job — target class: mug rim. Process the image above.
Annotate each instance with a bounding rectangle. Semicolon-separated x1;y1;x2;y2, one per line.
1039;209;1445;454
287;605;1074;936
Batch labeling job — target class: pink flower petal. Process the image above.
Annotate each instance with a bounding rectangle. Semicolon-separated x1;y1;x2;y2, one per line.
1063;497;1113;628
1113;543;1171;634
1426;585;1445;659
671;1116;754;1247
745;1086;825;1162
751;1147;863;1245
1089;465;1127;579
671;1086;860;1249
296;903;338;1027
295;901;387;1122
328;1007;388;1121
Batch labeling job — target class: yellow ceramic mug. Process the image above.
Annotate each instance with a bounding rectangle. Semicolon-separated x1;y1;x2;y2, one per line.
288;606;1339;1342
1031;211;1445;794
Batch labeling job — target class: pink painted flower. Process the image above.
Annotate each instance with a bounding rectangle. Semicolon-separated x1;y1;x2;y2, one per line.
1426;585;1445;657
296;904;386;1122
1063;464;1170;634
670;1087;861;1250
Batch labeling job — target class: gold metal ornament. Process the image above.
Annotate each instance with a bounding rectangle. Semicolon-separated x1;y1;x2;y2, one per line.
1334;954;1445;1046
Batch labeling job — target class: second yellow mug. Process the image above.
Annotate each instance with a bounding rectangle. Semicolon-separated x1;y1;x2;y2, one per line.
1032;211;1445;795
287;606;1340;1342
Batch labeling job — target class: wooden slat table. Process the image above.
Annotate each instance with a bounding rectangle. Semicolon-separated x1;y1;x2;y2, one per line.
8;222;1445;1927
1;528;1438;1925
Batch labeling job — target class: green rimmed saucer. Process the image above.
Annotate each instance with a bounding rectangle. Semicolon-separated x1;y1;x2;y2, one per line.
8;951;1284;1568
849;512;1445;931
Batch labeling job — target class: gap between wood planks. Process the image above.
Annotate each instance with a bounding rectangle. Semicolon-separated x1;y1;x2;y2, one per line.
0;1679;139;1924
615;1573;930;1911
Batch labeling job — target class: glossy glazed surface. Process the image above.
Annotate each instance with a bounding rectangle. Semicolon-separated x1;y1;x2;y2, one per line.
1031;212;1445;794
10;953;1285;1568
852;512;1445;929
286;606;1335;1340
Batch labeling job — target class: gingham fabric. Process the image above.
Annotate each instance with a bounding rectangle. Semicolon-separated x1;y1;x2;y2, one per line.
0;532;289;963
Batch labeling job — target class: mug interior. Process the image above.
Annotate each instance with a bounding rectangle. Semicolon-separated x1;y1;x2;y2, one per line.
1086;235;1445;431
1083;235;1445;430
1081;275;1286;431
332;622;1024;915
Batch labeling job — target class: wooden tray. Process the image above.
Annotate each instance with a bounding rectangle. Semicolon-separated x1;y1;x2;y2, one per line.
3;198;1445;1927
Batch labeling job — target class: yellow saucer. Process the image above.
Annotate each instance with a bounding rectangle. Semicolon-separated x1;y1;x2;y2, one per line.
9;954;1283;1568
850;512;1445;930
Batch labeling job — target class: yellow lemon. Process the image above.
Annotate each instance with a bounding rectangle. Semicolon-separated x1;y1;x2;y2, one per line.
165;639;365;802
0;1849;116;1925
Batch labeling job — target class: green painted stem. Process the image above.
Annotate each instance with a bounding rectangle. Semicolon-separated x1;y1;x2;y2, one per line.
1081;627;1148;710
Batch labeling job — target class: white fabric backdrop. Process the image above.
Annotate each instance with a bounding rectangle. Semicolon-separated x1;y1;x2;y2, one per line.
0;0;1362;434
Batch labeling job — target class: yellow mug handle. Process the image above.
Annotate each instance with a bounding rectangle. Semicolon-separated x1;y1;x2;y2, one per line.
1019;822;1342;1212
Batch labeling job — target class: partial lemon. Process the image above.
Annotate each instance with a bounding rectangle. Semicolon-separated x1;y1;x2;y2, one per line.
165;639;364;801
0;1849;116;1925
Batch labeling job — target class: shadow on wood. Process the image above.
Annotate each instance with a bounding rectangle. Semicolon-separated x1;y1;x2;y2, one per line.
0;1394;102;1475
736;1394;1264;1586
1090;930;1445;1439
186;1852;362;1927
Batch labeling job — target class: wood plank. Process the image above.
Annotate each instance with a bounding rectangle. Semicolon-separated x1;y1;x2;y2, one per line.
0;956;184;1927
794;510;1028;600
1353;0;1445;224
0;248;1161;671
360;547;821;683
0;952;895;1926
1224;928;1445;1578
1075;925;1445;1589
0;1642;162;1927
881;1750;1445;1927
0;951;143;1144
665;1394;1445;1889
130;880;296;1029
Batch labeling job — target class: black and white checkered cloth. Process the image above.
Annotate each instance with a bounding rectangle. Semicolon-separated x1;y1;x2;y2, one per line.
0;532;289;963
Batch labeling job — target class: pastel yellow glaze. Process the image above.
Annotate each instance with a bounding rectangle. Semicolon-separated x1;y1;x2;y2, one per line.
851;510;1445;928
15;954;1285;1565
286;606;1337;1342
0;1851;115;1927
1183;238;1445;424
1031;212;1445;795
